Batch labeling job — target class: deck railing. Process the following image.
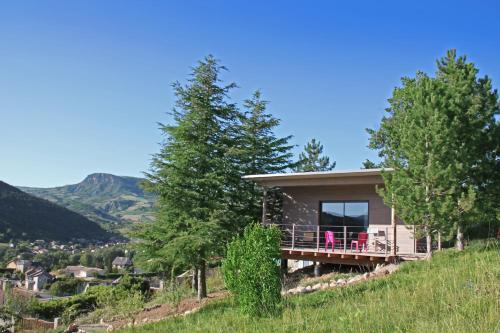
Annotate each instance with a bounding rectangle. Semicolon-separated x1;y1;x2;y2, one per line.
266;224;439;255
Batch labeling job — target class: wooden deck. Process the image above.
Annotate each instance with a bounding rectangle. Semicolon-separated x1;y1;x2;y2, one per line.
281;247;426;266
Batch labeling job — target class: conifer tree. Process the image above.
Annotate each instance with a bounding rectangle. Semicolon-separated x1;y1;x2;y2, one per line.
368;50;499;254
433;50;499;249
361;159;382;169
295;138;336;172
137;56;240;299
234;91;295;225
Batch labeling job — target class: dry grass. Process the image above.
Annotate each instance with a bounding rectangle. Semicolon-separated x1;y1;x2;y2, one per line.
119;240;500;333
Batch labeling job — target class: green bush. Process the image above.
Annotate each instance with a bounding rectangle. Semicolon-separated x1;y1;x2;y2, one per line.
28;275;150;323
222;223;282;317
0;307;15;333
49;278;82;296
27;292;98;321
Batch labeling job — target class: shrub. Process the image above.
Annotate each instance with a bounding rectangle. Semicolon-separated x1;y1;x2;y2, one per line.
27;293;98;321
27;275;151;323
222;223;282;317
0;310;15;333
49;278;82;296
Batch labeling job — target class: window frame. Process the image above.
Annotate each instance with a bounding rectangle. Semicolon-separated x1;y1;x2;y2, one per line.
318;200;370;228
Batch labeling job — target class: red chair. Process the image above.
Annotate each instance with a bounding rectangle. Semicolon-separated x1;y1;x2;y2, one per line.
351;232;368;252
325;231;342;251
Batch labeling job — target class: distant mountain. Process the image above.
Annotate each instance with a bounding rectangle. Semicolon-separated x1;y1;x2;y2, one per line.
19;173;156;230
0;181;111;242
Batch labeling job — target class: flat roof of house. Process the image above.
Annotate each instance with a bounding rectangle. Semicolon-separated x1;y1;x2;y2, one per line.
242;168;392;187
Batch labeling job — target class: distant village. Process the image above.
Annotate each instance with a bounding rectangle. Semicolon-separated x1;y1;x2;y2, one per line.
0;238;164;305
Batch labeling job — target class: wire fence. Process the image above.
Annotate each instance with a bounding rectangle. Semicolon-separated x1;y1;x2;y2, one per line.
267;224;438;255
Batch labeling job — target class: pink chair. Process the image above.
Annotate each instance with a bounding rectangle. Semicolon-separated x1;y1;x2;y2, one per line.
325;231;342;251
351;232;368;252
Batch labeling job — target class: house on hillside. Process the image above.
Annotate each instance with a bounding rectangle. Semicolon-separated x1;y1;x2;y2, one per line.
64;266;105;279
244;169;428;269
112;257;133;270
24;267;52;292
6;259;32;273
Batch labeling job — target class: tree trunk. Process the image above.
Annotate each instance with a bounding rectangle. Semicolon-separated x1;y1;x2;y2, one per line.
456;225;465;251
426;230;433;259
191;268;198;292
197;262;207;301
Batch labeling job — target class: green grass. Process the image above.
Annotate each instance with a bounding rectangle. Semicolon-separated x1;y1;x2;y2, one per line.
120;240;500;333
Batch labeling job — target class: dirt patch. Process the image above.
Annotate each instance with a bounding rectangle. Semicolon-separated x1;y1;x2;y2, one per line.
103;291;228;330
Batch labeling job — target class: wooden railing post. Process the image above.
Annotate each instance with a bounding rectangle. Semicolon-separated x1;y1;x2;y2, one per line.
261;187;267;225
391;203;397;256
316;225;320;251
413;225;417;253
292;224;295;250
343;226;347;253
385;227;388;255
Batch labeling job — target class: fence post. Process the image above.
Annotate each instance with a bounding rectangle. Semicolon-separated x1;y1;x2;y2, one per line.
438;231;442;251
343;226;347;253
292;224;295;250
54;318;61;329
316;225;320;252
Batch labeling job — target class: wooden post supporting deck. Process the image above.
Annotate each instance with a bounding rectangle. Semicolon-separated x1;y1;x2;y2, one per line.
292;224;295;249
391;203;397;256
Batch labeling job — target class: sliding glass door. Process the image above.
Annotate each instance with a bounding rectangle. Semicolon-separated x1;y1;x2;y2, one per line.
320;201;369;232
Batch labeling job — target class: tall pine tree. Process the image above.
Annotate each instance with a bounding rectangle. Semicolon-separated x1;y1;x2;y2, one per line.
295;138;336;172
368;50;499;255
433;50;499;249
137;56;240;299
234;90;295;225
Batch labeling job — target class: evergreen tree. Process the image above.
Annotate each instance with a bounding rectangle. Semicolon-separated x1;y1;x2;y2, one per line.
361;159;382;169
137;55;240;299
79;252;94;267
433;50;499;249
368;50;499;255
295;138;336;172
234;91;295;225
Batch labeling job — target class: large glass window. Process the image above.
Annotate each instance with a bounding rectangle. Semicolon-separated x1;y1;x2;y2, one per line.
320;202;343;226
320;201;369;230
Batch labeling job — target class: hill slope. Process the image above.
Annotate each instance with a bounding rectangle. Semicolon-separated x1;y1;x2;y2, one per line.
19;173;156;228
0;181;111;242
119;241;499;333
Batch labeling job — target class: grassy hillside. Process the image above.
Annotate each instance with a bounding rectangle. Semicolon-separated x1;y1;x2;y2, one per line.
120;241;499;333
0;181;111;242
19;173;156;231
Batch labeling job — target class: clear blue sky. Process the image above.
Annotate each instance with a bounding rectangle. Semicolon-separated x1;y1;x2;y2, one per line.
1;0;499;187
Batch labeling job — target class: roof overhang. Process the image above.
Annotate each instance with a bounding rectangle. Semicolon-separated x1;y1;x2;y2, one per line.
242;168;392;187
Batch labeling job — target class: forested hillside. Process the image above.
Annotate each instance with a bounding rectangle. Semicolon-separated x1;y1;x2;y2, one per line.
19;173;156;230
0;181;111;242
